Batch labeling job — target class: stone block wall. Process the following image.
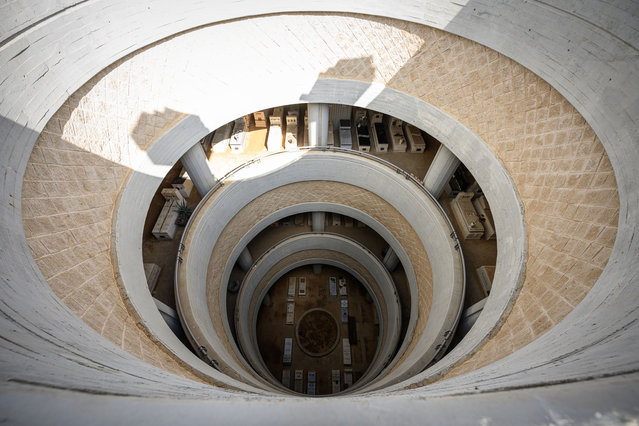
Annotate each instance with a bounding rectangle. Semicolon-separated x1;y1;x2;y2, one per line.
21;56;198;380
20;13;618;384
381;24;620;381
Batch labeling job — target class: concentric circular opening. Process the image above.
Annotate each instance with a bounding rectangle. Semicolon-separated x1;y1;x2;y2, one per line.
254;263;380;394
112;98;522;395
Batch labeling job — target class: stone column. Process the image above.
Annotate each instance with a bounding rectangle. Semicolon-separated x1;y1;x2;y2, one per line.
180;142;216;197
319;103;330;146
308;103;330;147
308;95;327;271
423;144;461;199
311;211;325;274
383;247;400;272
237;247;253;272
311;212;325;233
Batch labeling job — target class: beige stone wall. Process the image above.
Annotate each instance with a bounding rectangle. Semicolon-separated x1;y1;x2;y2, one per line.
384;24;620;383
22;55;199;380
21;13;618;384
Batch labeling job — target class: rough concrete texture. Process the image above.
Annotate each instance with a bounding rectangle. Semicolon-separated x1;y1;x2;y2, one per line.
21;12;617;383
1;0;638;422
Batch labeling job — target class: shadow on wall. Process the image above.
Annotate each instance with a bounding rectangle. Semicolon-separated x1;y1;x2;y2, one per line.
16;105;207;387
302;55;377;105
319;56;377;82
3;113;191;393
131;108;184;151
1;115;136;394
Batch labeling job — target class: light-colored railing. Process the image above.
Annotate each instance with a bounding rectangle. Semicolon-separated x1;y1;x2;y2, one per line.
174;146;465;371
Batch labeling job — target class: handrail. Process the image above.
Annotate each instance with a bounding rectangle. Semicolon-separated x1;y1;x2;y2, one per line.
174;146;466;369
234;231;397;391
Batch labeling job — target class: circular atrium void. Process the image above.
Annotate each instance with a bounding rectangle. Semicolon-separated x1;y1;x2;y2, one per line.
164;115;472;394
111;79;528;395
113;99;524;395
255;263;380;395
5;6;632;422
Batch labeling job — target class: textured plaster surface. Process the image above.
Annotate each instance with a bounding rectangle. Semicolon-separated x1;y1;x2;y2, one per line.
2;2;635;419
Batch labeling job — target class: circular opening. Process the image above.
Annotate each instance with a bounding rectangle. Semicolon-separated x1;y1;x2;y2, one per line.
295;308;340;357
121;99;510;392
255;264;380;394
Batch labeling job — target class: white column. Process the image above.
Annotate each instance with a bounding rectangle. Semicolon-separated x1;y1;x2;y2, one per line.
383;247;400;272
312;211;325;274
180;142;216;197
311;212;325;233
308;103;319;147
319;103;329;146
308;103;330;147
237;247;253;272
423;144;461;199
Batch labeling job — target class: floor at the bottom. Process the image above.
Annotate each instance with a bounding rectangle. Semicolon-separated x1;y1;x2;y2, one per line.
256;264;378;395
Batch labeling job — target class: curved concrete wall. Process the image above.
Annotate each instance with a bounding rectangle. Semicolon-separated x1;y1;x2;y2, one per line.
176;151;463;387
195;199;418;373
17;11;612;388
110;115;254;387
235;233;400;392
1;1;636;423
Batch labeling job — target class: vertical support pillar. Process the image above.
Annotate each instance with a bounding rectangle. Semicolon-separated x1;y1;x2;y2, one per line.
308;103;330;147
308;104;320;147
319;103;329;146
311;210;325;274
312;212;325;233
383;247;400;272
180;143;216;197
423;145;461;199
237;247;253;272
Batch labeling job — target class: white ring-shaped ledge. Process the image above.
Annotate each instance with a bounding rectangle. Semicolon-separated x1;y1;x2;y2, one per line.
220;203;416;373
177;149;463;388
235;233;401;393
112;78;524;392
177;178;421;386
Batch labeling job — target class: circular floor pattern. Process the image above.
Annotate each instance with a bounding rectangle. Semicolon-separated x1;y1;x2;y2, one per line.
296;309;340;357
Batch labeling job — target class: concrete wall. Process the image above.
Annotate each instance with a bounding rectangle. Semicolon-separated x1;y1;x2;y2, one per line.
175;153;464;387
235;233;400;392
1;1;637;423
20;11;612;383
